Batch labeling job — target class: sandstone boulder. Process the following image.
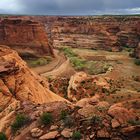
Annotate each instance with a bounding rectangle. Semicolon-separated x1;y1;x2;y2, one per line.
30;128;43;138
39;131;59;140
108;103;137;124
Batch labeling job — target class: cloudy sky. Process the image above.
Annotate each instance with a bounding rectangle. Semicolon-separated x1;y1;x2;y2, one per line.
0;0;140;15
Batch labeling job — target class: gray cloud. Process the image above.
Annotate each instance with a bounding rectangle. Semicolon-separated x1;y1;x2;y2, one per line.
0;0;140;15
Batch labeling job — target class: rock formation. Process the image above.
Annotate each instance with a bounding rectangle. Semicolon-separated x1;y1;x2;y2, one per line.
133;42;140;58
52;16;140;51
0;18;54;58
0;45;67;104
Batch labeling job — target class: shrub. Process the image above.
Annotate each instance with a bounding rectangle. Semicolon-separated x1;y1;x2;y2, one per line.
90;115;102;125
60;110;68;120
72;131;82;140
40;112;53;125
0;132;7;140
128;119;140;126
11;114;29;133
63;116;74;128
70;57;86;70
60;47;77;58
134;59;140;65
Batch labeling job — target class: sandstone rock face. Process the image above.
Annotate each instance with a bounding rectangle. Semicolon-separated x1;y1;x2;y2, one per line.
30;128;43;138
52;16;140;51
39;131;59;140
134;42;140;58
108;103;137;124
0;45;66;104
0;45;69;135
0;18;54;57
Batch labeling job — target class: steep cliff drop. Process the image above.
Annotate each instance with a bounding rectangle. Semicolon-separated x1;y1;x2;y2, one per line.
0;19;54;58
0;45;68;135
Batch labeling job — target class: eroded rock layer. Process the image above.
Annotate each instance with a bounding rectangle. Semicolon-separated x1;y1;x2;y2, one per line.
0;18;54;57
0;45;67;104
52;16;140;51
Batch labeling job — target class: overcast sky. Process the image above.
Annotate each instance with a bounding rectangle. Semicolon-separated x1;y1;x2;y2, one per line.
0;0;140;15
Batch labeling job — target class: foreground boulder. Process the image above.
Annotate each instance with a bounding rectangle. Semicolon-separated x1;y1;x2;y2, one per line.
108;103;137;124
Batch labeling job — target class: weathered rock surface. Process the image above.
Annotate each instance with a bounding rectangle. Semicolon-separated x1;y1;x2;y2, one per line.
61;128;72;138
39;131;59;140
0;45;68;133
0;18;54;57
133;42;140;58
30;127;43;138
97;128;110;138
0;45;67;104
51;16;140;51
108;103;137;124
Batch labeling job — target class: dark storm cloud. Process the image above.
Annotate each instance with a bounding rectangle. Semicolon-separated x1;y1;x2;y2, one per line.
0;0;140;15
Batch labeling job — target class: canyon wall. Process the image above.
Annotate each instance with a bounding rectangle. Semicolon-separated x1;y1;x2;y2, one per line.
0;45;68;134
51;16;140;51
1;15;140;54
0;18;54;57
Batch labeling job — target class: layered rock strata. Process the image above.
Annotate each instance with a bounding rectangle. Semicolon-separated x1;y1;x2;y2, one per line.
0;19;54;57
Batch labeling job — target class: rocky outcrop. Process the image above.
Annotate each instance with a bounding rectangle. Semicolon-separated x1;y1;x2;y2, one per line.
0;45;67;104
0;18;54;58
52;16;140;51
0;45;69;133
133;43;140;58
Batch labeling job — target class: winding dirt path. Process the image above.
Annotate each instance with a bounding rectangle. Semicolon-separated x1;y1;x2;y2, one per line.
31;49;66;74
31;49;75;78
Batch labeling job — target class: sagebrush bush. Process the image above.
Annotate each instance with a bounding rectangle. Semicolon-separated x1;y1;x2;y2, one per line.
11;114;30;133
60;110;68;120
90;115;102;125
60;47;77;57
134;59;140;65
40;112;53;125
72;131;82;140
0;132;7;140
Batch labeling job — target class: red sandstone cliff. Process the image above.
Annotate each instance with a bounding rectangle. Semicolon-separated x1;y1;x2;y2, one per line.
51;16;140;51
134;43;140;58
0;45;68;134
0;19;54;57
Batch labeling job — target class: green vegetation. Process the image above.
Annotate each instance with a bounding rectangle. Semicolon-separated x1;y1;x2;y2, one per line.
134;59;140;66
85;61;110;75
11;114;30;133
0;132;7;140
90;115;102;125
40;112;53;125
26;56;52;67
72;131;82;140
128;119;140;126
60;110;68;120
60;47;111;75
59;47;77;57
70;57;86;70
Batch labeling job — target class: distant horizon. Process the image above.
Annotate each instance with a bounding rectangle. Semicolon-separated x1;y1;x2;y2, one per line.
0;13;140;17
0;0;140;16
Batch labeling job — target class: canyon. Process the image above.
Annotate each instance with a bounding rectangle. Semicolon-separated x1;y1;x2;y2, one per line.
0;15;140;140
51;16;140;52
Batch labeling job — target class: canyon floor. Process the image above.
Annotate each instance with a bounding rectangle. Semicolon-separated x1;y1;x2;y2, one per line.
32;48;140;101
